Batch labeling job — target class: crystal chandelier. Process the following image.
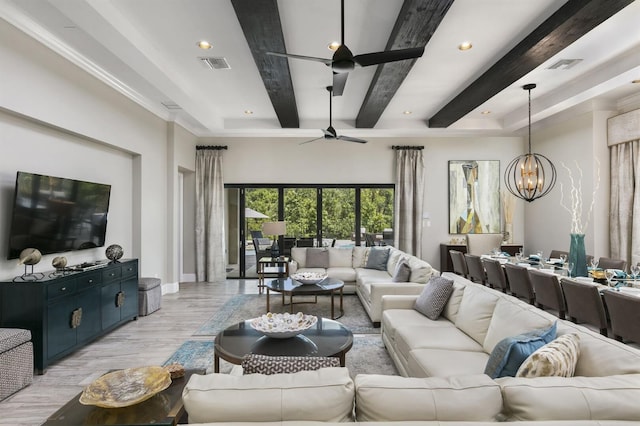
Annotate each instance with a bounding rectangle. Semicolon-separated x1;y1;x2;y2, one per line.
504;84;556;202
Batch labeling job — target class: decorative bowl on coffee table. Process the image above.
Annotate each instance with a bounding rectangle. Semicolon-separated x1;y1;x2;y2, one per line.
250;312;317;338
291;272;327;285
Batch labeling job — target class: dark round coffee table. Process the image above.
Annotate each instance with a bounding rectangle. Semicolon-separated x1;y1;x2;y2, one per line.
265;277;345;319
213;317;353;373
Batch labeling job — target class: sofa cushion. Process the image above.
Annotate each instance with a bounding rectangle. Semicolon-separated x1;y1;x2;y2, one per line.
483;297;555;353
407;256;435;284
386;249;405;275
326;267;356;283
365;247;390;270
291;247;307;268
306;248;329;268
484;322;557;379
355;374;502;422
381;309;455;344
454;283;500;345
517;333;581;378
391;259;411;282
407;349;490;378
182;368;354;423
328;247;353;268
441;279;466;323
396;325;485;354
498;374;640;421
413;276;454;320
352;247;369;268
241;354;340;375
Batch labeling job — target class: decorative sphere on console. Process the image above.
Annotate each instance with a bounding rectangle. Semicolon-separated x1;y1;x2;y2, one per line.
52;256;67;269
18;248;42;266
105;244;124;262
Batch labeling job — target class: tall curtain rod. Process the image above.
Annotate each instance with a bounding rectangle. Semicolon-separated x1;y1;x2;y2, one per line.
392;145;424;150
196;145;228;150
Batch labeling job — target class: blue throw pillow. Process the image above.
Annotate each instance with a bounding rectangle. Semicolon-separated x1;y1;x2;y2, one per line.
484;322;557;379
365;247;390;271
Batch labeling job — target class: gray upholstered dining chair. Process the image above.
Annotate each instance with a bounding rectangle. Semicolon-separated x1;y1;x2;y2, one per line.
598;257;627;271
465;233;503;256
464;254;486;285
560;278;608;336
482;258;509;293
528;269;566;319
602;290;640;344
503;263;535;305
449;250;468;278
549;249;569;260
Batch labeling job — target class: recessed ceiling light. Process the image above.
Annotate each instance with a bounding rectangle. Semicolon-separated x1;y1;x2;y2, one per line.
458;41;472;51
244;110;253;115
328;41;341;51
197;40;212;50
403;110;412;115
481;110;491;115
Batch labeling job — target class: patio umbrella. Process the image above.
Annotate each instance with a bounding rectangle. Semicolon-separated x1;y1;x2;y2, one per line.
245;207;269;219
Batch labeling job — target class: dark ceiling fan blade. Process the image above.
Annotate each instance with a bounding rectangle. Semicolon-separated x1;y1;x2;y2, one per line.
337;135;368;144
332;72;348;96
354;46;425;67
266;51;332;65
323;126;337;138
299;136;325;145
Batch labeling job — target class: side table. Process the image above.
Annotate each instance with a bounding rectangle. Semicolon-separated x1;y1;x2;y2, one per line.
257;257;289;294
42;369;204;426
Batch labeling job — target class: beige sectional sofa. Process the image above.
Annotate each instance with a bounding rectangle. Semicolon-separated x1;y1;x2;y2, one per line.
289;246;437;325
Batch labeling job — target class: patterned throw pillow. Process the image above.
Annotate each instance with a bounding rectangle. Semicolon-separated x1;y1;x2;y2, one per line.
365;247;390;271
306;248;329;268
516;333;581;378
392;259;411;282
413;276;454;320
241;354;340;375
484;322;557;379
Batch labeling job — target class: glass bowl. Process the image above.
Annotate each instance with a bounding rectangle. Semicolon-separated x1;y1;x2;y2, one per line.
250;312;317;338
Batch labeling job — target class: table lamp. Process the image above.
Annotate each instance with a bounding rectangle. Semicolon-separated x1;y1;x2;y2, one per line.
262;221;286;259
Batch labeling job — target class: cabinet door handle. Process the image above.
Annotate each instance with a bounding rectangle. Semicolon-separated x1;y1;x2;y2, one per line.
116;291;125;307
109;273;115;277
61;287;66;291
70;308;82;329
88;279;93;283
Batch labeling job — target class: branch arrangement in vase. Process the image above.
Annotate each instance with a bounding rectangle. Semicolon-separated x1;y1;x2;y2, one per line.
559;159;600;234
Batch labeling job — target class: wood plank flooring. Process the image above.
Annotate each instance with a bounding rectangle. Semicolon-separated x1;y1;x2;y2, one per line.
0;280;260;426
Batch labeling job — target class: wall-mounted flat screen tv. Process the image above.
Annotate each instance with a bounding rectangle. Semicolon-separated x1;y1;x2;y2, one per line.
7;171;111;260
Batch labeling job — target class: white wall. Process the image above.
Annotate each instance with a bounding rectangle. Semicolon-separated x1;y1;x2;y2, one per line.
202;136;523;269
0;19;177;281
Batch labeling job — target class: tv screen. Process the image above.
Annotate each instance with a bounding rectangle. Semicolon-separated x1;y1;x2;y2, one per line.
7;172;111;260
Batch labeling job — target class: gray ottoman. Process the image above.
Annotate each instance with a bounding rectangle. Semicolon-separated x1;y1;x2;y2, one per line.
0;328;33;400
139;277;162;316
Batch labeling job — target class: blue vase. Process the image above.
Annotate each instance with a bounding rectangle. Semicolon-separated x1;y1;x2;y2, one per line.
568;233;587;277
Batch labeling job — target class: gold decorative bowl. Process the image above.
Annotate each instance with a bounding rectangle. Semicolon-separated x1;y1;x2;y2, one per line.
590;270;606;280
79;366;171;408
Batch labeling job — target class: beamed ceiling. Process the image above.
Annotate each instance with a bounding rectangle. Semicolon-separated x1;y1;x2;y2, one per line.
1;0;639;139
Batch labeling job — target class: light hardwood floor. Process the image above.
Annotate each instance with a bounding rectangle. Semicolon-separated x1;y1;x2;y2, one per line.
1;280;260;426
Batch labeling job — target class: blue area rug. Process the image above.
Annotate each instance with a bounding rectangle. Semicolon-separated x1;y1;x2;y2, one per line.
163;340;215;372
193;294;378;336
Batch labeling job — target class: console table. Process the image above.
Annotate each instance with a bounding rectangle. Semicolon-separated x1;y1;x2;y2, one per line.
0;259;138;373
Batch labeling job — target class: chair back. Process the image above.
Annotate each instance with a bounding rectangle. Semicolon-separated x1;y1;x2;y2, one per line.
598;257;627;271
253;238;273;260
466;233;503;256
296;238;315;247
464;254;486;284
549;250;569;259
483;258;509;293
250;230;264;239
602;290;640;343
528;270;565;319
503;263;535;304
449;250;468;277
560;278;608;335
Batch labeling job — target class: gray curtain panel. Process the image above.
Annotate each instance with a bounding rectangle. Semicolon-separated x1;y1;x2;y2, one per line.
610;139;640;267
393;148;424;257
195;149;226;283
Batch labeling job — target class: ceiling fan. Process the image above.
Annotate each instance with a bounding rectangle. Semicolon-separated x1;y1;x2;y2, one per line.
301;86;367;145
266;0;424;96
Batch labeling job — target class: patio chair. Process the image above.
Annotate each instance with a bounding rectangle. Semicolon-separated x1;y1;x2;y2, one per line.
253;238;273;260
560;278;608;336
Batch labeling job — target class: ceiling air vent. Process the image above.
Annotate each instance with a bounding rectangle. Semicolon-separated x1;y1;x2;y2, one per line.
547;59;582;70
198;56;231;70
161;101;181;110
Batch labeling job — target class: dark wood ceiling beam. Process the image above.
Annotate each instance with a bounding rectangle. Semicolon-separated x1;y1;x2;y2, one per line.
428;0;634;128
231;0;299;128
356;0;454;128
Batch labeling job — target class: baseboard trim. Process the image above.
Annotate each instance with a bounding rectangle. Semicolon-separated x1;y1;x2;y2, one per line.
162;281;179;295
181;273;196;283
